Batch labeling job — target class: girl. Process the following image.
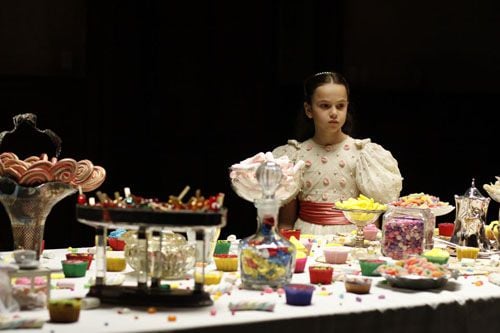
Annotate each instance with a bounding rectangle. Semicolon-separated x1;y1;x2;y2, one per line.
273;72;402;235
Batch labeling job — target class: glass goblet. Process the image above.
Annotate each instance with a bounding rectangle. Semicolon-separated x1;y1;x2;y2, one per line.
337;208;385;248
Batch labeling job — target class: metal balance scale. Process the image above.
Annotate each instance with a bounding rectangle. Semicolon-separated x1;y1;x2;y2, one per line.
76;205;227;307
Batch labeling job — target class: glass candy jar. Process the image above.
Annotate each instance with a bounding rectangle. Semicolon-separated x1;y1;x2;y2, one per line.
239;198;295;289
238;161;296;290
382;206;426;259
124;231;196;280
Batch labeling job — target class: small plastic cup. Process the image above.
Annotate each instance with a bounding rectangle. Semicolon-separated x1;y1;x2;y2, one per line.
213;254;238;271
108;237;126;251
294;257;307;273
323;246;350;264
61;260;88;278
344;275;372;294
308;266;333;284
438;223;454;237
284;284;315;306
66;253;94;270
48;298;81;323
363;225;379;241
214;240;231;255
280;228;301;240
359;259;386;276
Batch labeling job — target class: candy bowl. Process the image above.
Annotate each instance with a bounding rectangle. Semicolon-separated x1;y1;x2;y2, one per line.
381;273;449;290
337;208;385;248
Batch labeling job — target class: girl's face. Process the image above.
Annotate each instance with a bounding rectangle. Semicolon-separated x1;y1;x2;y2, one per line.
305;82;348;136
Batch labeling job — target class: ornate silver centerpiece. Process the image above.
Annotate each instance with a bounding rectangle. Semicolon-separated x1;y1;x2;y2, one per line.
451;179;491;251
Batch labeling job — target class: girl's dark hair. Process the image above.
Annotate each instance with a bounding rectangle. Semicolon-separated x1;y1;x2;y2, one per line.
295;71;354;140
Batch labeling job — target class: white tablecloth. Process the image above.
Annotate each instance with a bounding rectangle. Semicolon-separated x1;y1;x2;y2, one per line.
2;248;500;333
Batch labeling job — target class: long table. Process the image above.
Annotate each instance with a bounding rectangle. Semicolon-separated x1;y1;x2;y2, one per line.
2;248;500;333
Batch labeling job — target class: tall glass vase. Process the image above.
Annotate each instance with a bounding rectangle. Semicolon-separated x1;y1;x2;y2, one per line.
239;198;295;290
0;177;76;259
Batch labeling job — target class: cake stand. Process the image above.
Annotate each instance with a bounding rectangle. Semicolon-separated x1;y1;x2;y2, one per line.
76;205;227;307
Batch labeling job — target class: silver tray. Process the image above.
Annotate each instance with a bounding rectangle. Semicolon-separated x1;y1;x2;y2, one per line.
381;273;449;290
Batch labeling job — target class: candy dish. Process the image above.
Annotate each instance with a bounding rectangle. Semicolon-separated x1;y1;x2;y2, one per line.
430;205;455;217
17;260;40;270
381;273;449;290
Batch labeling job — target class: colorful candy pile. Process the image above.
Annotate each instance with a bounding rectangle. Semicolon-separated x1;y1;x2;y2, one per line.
0;152;105;192
377;257;450;279
335;195;387;222
335;194;387;211
81;186;224;212
391;193;448;209
382;217;424;259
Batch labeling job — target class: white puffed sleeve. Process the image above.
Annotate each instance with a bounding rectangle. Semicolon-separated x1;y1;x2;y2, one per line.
354;139;403;203
272;140;301;162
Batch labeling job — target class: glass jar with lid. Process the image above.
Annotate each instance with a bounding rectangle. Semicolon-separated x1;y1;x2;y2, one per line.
382;206;426;259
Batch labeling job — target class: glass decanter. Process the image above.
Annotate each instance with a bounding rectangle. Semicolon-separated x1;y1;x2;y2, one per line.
239;161;296;290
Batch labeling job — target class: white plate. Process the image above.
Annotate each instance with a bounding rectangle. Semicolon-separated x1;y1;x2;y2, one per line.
430;205;455;216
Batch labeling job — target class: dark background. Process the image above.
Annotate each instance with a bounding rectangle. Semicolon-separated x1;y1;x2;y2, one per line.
0;0;498;250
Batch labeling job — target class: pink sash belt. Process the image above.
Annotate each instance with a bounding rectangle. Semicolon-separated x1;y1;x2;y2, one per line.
298;201;350;225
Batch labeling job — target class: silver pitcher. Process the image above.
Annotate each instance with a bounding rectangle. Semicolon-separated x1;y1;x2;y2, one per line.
451;179;491;251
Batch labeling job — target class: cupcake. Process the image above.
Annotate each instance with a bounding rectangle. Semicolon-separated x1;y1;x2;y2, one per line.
323;246;350;264
48;298;81;323
344;275;372;294
309;266;333;284
213;254;238;271
284;284;315;306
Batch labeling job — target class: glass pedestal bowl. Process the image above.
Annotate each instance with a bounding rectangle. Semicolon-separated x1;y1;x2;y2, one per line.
337;208;385;248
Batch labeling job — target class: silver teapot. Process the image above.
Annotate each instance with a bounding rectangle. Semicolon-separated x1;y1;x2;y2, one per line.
451;179;491;251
